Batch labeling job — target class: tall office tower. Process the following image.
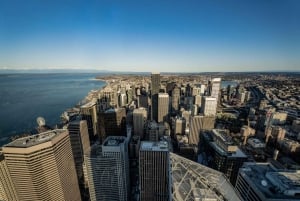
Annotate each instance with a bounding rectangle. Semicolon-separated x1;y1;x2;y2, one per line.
184;96;194;110
80;101;98;141
98;86;118;111
0;152;18;201
67;120;91;199
211;78;221;99
138;94;149;108
2;129;81;201
85;136;129;201
194;95;202;107
185;84;192;96
174;117;186;135
171;86;180;113
157;93;169;123
201;129;247;185
118;93;128;107
139;141;171;201
133;107;148;138
151;72;160;121
192;87;201;96
201;96;217;116
245;91;251;102
127;88;134;104
145;120;159;141
238;92;246;103
189;115;215;145
99;107;126;142
200;84;206;95
191;104;198;116
235;162;300;201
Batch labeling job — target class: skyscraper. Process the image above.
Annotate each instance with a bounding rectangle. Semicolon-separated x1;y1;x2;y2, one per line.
99;107;127;142
67;120;91;199
80;101;98;141
201;129;247;185
151;72;160;121
189;115;215;145
139;141;171;201
133;107;148;138
0;152;18;201
171;86;180;113
2;129;81;201
84;136;130;201
211;78;221;99
201;96;217;116
158;93;169;123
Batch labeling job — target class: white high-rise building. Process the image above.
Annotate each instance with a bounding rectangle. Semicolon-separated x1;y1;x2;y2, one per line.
85;136;129;201
194;95;202;107
202;96;217;116
158;93;169;123
133;107;148;137
211;78;221;99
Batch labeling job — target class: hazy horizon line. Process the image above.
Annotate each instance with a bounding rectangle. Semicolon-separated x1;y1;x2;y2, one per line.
0;68;299;74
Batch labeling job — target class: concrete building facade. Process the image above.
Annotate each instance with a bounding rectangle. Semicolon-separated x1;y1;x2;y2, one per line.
2;129;81;201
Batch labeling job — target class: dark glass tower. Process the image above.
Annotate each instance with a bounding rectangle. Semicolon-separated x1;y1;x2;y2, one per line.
151;72;160;122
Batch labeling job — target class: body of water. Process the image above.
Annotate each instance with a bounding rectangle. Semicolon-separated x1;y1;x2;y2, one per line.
0;73;105;145
221;81;238;88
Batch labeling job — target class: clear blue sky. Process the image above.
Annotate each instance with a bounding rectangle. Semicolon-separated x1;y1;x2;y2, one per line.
0;0;299;72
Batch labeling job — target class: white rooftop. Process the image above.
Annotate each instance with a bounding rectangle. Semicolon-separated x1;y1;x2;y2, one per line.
140;141;169;151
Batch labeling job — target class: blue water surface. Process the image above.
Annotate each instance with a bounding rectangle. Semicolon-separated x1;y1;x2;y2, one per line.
0;73;105;145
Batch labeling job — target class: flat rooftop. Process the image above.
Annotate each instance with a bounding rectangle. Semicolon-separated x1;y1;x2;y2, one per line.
209;142;247;158
212;78;221;82
80;101;96;108
4;129;66;148
158;93;169;97
241;162;300;200
212;129;234;145
103;136;126;146
140;141;169;152
204;97;217;100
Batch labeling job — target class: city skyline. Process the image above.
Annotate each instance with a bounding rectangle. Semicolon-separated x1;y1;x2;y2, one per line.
1;0;300;72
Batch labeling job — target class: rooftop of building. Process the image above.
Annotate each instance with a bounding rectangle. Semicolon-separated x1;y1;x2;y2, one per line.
104;107;125;113
204;96;217;100
247;138;265;144
80;101;96;108
212;78;222;82
103;136;126;146
4;129;66;148
212;129;234;145
140;141;169;152
158;93;169;97
209;141;247;158
240;162;300;200
171;153;241;201
133;107;147;113
146;120;158;129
